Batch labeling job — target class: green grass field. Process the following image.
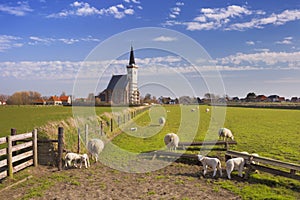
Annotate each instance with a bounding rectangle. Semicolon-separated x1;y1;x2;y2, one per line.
0;105;299;199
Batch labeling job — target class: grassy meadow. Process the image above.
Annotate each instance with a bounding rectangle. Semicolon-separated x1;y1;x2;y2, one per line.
0;104;299;199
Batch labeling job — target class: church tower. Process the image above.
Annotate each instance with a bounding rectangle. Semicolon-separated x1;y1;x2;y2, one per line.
127;46;140;105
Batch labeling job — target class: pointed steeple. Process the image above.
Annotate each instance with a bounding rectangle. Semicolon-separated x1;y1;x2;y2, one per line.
129;45;135;66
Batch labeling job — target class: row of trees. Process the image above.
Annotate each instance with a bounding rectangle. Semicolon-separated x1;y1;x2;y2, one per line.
1;91;68;105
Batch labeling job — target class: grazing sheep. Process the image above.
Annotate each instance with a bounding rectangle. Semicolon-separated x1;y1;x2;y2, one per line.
218;128;234;141
191;108;196;112
205;108;210;113
80;153;90;169
226;157;245;179
64;152;82;169
164;133;179;151
87;138;104;162
130;127;137;131
158;117;166;126
197;155;222;178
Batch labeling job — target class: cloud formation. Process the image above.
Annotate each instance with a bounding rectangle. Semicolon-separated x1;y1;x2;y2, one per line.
0;1;33;16
0;35;23;52
166;5;300;31
152;36;178;42
47;1;135;19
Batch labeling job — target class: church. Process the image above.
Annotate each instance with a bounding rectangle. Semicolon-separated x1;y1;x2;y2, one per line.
97;46;140;105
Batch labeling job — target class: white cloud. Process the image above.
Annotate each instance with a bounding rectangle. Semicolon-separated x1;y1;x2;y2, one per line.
275;36;293;45
28;36;100;45
0;2;33;16
166;5;300;31
153;36;178;42
246;41;255;45
229;9;300;30
168;2;184;19
0;35;23;52
218;51;300;66
47;2;135;19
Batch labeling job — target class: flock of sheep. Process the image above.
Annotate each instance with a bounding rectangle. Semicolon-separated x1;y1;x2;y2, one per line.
64;108;257;180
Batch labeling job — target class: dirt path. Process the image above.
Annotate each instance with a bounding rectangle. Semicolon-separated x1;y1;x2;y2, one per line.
0;161;241;200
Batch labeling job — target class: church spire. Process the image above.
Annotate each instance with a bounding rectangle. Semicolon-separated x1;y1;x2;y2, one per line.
129;45;135;66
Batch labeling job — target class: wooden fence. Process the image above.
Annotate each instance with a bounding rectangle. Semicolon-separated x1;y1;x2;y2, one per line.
0;129;38;180
151;140;238;160
225;150;300;181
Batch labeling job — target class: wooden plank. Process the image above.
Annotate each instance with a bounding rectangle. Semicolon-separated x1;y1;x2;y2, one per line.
12;150;33;163
0;137;6;145
251;164;300;181
0;148;7;156
0;159;7;168
12;141;32;152
226;150;300;171
0;171;7;180
179;141;237;146
13;159;33;173
152;151;198;159
11;132;32;142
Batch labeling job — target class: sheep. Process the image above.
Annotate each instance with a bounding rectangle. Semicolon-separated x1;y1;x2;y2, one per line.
80;153;90;169
64;152;83;169
130;127;137;131
87;138;104;162
191;108;196;112
158;117;166;126
197;155;222;178
164;133;179;151
225;157;245;179
218;128;234;141
205;108;210;113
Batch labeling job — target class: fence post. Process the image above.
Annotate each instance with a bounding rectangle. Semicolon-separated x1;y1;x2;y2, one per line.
11;128;17;157
77;128;80;154
57;127;64;171
111;118;113;132
85;124;88;147
100;121;103;136
7;135;13;178
33;129;38;167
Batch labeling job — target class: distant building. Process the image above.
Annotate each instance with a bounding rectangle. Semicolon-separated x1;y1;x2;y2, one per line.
60;95;72;105
97;46;140;105
256;95;267;102
47;96;62;105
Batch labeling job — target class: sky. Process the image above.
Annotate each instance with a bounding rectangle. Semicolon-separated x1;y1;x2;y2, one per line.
0;0;300;99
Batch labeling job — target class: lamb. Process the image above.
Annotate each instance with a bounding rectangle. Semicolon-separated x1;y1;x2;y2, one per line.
197;155;222;178
80;153;90;168
164;133;179;151
225;157;245;179
158;117;166;126
87;138;104;162
218;128;234;141
64;152;89;169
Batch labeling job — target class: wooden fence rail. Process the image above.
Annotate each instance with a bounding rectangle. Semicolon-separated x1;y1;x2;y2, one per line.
0;129;38;180
226;150;300;181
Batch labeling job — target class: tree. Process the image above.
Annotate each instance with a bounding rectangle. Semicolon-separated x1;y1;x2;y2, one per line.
246;92;256;102
7;91;41;105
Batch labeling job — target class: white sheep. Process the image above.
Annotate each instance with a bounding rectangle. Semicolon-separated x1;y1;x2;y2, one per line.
218;128;234;141
80;153;90;168
164;133;179;151
64;152;85;169
225;157;245;179
197;155;222;178
87;138;104;162
158;117;166;126
205;108;210;113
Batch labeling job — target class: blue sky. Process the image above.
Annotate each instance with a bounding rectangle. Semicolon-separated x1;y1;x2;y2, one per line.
0;0;300;99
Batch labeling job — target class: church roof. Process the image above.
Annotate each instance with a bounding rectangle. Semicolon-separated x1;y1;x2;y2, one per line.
106;75;128;90
129;46;135;66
